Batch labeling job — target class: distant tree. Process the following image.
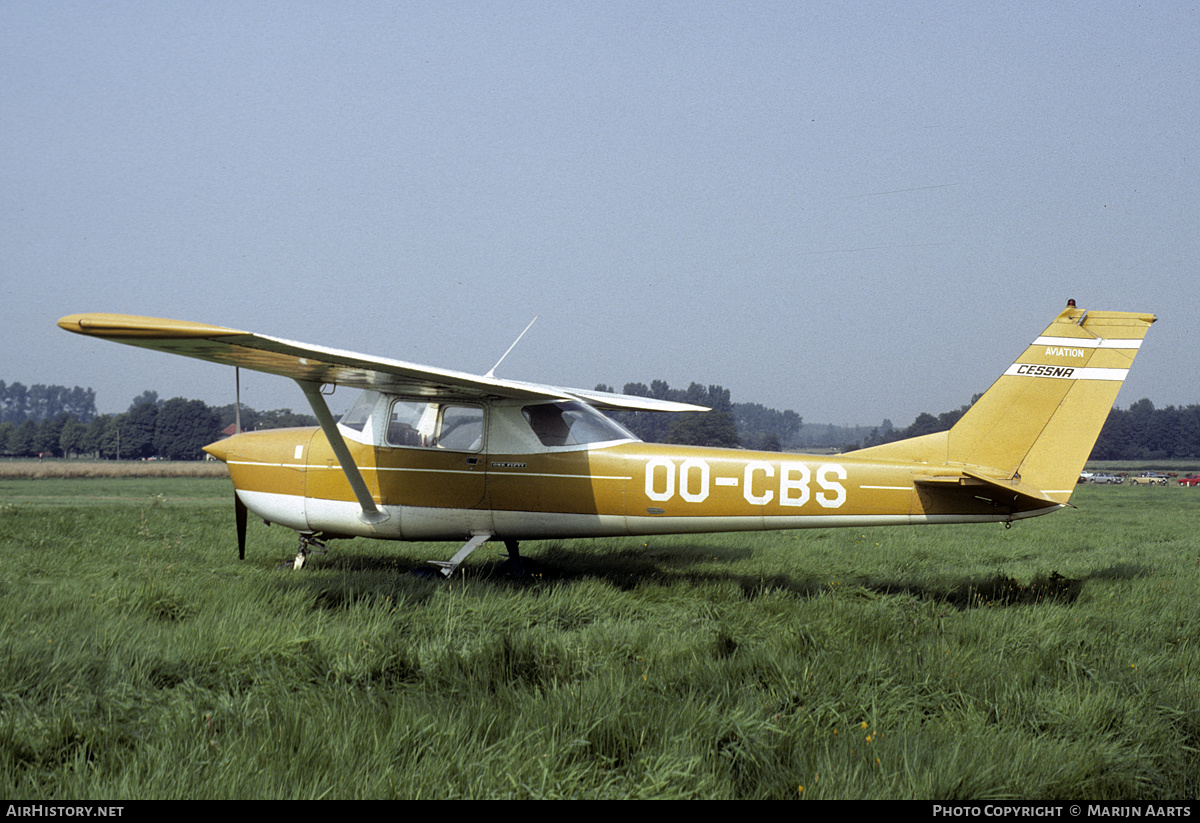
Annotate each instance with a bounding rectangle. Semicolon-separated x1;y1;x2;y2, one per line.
258;409;316;428
8;420;37;456
76;414;102;457
1180;406;1200;458
731;402;801;449
154;398;222;460
666;411;741;448
212;403;316;431
123;402;158;459
0;382;28;424
65;386;98;423
90;415;121;459
35;413;70;457
1145;404;1180;460
59;416;87;457
905;412;943;438
129;390;162;411
757;433;782;452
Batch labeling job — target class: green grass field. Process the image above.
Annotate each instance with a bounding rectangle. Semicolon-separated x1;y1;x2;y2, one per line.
1;476;1197;799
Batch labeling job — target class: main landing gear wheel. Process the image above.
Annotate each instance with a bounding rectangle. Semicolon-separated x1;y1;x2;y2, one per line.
499;539;527;577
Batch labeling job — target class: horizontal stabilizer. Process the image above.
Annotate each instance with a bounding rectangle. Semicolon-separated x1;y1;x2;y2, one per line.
914;470;1064;510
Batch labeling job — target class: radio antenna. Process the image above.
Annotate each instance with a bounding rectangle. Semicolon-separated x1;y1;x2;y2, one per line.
487;315;539;378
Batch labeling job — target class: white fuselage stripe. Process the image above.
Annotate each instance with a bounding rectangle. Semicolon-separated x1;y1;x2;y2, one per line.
226;460;627;481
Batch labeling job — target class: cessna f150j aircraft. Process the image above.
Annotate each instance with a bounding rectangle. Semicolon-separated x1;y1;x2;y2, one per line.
59;301;1154;575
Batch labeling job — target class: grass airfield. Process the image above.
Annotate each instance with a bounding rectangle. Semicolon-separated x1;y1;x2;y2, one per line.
1;470;1197;799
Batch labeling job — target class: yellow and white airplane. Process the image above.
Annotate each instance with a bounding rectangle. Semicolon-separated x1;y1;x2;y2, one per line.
59;301;1155;574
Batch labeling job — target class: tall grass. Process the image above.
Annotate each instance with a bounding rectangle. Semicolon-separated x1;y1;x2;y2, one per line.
1;481;1197;798
0;459;228;479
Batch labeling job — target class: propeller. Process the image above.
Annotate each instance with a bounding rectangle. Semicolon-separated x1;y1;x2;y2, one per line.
233;366;247;560
235;491;247;560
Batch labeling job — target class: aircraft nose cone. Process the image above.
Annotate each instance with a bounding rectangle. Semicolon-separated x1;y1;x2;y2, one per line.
203;428;317;466
203;438;232;462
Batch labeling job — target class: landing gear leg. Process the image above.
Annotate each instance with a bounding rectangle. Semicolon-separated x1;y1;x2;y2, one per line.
503;539;525;577
292;533;329;570
429;532;493;578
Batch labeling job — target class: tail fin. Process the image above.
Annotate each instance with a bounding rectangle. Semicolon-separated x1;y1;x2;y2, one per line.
855;302;1156;503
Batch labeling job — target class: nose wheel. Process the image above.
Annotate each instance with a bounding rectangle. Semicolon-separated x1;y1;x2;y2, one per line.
289;532;329;570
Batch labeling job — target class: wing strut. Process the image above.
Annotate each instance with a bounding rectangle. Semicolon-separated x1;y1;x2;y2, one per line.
297;380;389;525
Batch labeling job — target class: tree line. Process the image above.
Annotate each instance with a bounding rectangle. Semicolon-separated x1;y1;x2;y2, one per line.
0;381;97;425
1091;399;1200;460
855;397;978;451
0;386;315;460
4;378;1196;460
1;376;803;457
854;396;1200;460
594;380;802;450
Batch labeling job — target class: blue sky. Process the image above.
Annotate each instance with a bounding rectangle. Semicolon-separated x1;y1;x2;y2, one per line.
4;2;1196;427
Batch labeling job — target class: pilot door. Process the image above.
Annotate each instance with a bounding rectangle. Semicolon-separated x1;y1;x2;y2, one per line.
373;398;487;512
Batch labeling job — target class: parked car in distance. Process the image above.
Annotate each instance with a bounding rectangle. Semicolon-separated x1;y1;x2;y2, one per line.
1177;474;1200;487
1129;472;1169;486
1078;471;1094;484
1090;473;1122;485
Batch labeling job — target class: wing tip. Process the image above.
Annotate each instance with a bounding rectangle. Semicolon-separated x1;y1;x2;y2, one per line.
57;313;243;339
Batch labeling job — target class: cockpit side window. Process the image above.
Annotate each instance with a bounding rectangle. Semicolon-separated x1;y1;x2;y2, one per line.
437;405;484;451
387;400;431;447
522;401;637;448
386;399;483;452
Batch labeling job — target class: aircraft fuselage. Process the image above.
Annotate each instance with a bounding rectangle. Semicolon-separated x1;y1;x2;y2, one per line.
204;392;1060;544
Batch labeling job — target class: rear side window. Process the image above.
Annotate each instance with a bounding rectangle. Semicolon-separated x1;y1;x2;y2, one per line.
522;401;636;448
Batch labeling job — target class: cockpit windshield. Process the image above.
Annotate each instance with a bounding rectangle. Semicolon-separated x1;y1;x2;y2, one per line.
522;401;638;448
338;390;378;433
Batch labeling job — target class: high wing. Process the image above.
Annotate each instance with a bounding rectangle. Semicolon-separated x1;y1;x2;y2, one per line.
57;313;709;413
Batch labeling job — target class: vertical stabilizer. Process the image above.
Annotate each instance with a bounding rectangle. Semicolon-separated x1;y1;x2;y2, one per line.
946;302;1155;502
